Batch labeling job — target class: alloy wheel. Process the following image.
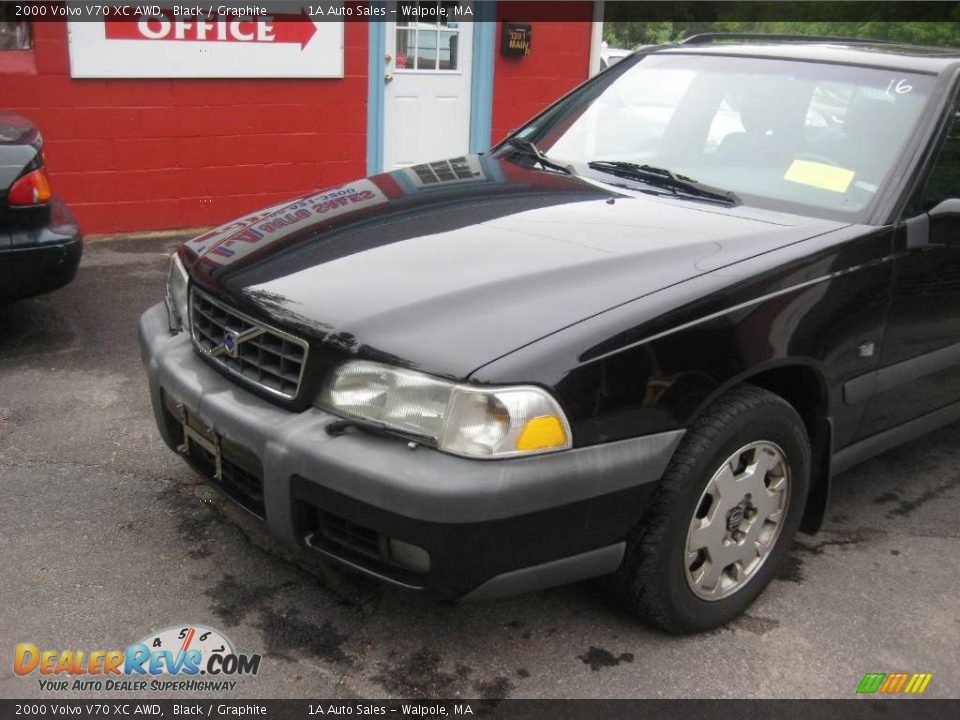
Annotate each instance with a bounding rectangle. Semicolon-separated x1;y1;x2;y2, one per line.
684;441;790;601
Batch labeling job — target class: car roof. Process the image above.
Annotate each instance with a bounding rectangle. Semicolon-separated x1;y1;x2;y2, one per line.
648;40;960;75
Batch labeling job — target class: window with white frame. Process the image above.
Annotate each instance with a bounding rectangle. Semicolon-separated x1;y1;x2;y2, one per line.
395;1;462;71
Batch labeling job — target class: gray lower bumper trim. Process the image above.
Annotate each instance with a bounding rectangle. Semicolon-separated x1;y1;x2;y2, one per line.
462;543;626;601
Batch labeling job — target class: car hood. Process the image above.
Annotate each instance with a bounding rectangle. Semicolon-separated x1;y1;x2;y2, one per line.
185;154;847;378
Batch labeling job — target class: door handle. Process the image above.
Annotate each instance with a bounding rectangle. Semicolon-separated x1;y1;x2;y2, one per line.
385;73;394;83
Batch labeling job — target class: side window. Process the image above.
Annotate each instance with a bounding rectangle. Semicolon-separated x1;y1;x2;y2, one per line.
919;111;960;212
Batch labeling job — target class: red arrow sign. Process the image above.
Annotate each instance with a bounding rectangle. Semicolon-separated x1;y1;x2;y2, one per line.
104;9;317;50
271;11;318;49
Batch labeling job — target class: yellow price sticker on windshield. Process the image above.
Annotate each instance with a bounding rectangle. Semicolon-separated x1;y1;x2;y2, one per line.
784;159;855;193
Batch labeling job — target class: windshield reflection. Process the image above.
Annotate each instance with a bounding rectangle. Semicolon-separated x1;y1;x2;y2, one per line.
517;53;935;219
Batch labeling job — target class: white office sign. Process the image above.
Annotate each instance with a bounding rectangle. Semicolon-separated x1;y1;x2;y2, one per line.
67;8;342;78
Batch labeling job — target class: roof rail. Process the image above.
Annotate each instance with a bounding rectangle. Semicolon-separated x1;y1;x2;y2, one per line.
679;33;896;46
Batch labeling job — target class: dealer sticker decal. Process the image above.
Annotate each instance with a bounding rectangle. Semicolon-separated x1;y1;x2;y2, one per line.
14;624;261;693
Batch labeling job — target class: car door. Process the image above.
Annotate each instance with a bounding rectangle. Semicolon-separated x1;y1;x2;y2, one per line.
855;101;960;439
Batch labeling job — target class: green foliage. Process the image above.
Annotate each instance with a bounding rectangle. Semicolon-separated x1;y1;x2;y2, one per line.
602;2;960;49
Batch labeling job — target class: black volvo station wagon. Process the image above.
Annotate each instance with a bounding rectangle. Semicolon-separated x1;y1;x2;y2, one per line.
140;35;960;633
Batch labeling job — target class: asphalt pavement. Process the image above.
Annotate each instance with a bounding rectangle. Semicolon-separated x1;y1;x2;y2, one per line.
1;235;958;699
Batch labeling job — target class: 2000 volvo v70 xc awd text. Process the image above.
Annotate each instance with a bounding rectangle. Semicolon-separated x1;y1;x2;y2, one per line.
140;35;960;633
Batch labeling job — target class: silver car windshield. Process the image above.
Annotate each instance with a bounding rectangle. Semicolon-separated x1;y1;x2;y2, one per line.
517;53;936;219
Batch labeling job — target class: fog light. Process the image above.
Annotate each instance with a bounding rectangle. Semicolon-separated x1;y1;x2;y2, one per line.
388;538;431;573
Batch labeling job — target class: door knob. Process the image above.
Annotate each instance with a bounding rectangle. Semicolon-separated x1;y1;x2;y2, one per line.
385;73;394;83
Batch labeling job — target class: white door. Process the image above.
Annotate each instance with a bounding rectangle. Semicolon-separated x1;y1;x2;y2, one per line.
383;3;473;169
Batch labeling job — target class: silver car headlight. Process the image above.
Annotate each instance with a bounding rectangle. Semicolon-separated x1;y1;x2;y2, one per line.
165;252;190;333
318;360;572;459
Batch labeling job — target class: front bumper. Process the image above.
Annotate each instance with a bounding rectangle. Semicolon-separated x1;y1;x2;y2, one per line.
138;303;683;599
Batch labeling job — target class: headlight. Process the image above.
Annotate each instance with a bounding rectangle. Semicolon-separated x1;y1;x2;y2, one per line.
165;252;190;333
318;361;572;459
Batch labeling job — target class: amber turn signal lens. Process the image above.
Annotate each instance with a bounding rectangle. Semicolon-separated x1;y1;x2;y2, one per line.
8;167;53;206
516;415;568;452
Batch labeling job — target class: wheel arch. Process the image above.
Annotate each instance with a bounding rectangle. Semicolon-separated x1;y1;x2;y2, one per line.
691;360;833;535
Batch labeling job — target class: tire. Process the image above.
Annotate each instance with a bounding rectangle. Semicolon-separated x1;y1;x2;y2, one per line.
613;384;811;634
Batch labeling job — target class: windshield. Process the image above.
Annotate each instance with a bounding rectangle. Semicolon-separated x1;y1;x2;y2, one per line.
512;53;936;219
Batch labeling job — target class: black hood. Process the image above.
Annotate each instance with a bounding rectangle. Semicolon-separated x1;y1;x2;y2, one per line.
184;154;846;378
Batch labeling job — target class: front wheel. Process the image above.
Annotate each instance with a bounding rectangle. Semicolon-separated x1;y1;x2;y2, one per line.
614;384;811;633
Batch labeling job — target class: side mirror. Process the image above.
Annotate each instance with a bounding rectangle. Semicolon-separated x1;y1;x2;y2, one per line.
914;197;960;249
928;198;960;219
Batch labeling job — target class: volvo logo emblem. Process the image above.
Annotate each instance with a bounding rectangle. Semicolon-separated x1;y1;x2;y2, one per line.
726;506;745;531
222;332;240;358
201;326;265;358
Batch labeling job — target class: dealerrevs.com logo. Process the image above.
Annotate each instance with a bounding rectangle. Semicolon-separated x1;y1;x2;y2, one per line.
14;624;261;693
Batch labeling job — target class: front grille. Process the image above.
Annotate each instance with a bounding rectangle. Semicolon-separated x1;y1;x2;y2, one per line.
190;288;308;400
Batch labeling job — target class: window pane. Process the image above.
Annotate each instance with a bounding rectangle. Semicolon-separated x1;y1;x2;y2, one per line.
438;31;458;70
396;28;415;70
417;29;438;70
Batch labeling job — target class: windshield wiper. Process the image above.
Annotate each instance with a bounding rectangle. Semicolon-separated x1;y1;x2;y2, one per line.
505;137;574;175
586;161;740;206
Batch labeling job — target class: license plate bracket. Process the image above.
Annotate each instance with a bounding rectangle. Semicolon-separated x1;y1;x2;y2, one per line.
166;392;223;481
182;421;223;481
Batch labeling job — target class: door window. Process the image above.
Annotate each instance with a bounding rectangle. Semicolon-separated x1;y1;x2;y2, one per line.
918;111;960;212
395;2;461;72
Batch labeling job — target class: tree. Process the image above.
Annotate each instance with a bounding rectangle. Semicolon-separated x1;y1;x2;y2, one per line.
602;2;960;49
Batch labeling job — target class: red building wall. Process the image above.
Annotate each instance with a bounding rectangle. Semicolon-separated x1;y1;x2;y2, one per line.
0;20;368;234
0;11;593;235
491;3;593;144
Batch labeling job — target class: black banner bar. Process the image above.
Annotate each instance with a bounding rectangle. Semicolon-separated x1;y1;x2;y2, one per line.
9;1;960;23
2;699;959;720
